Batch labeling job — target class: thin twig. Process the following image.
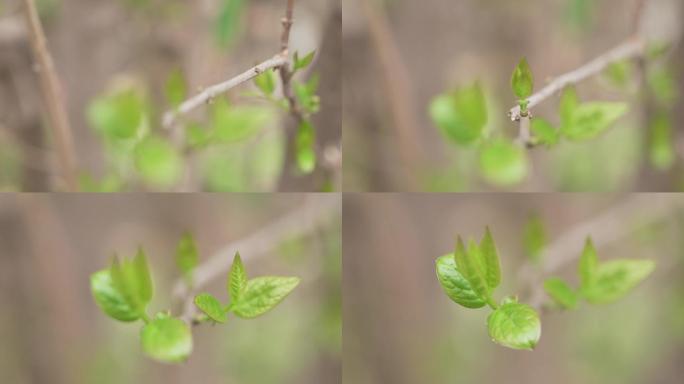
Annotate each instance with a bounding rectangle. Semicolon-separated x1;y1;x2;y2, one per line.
509;37;646;122
161;55;287;128
521;195;684;309
22;0;78;190
173;196;340;323
278;0;306;126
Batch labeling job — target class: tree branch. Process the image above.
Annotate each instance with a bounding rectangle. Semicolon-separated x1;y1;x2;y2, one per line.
520;195;684;309
173;196;340;323
278;0;306;126
22;0;78;190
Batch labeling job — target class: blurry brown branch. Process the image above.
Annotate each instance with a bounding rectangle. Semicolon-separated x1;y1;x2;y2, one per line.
22;0;78;190
509;37;646;122
521;195;684;309
173;196;340;323
278;0;306;126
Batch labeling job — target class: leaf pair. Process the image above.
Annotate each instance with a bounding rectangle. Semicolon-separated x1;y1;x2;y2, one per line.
511;58;534;109
544;237;655;309
193;253;300;323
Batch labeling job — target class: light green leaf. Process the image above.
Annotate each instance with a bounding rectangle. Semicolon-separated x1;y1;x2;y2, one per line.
429;83;487;145
487;302;541;350
435;254;487;309
561;102;628;140
134;135;182;187
479;227;501;290
294;78;321;114
530;118;559;147
647;66;677;105
133;248;153;304
194;293;227;323
453;237;490;304
294;50;316;72
543;277;578;309
211;99;274;142
176;233;198;280
231;276;300;318
141;316;193;363
479;138;528;186
511;58;534;99
87;89;146;140
110;252;153;316
185;122;211;149
649;113;675;171
578;237;598;289
604;60;632;88
582;259;655;304
228;252;247;301
215;0;245;47
296;120;316;173
559;86;579;128
165;68;187;109
523;214;547;263
90;270;140;322
253;70;276;96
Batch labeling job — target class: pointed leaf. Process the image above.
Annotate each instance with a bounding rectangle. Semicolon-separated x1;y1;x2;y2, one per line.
141;316;193;363
176;232;198;280
90;270;140;322
435;254;486;308
296;120;316;173
543;277;578;309
582;259;655;304
165;68;187;108
530;118;559;147
487;302;541;350
561;102;628;141
578;237;598;289
133;248;153;304
523;214;547;263
231;276;300;318
453;237;489;303
479;227;501;290
228;252;247;301
649;114;675;171
253;70;276;96
511;58;534;99
294;50;316;71
559;86;579;128
194;293;227;323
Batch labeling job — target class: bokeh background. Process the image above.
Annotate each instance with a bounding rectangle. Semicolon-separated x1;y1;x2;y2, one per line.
0;0;341;191
343;194;684;384
0;193;341;383
343;0;683;191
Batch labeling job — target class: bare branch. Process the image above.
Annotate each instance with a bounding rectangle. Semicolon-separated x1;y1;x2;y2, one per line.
162;55;287;128
278;0;306;126
22;0;78;190
509;37;646;122
174;196;340;323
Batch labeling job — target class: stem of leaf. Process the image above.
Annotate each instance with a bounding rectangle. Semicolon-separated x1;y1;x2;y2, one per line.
487;296;499;310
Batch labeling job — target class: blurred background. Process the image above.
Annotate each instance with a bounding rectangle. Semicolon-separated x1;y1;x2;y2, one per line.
0;0;341;191
343;194;684;384
0;193;341;383
343;0;683;191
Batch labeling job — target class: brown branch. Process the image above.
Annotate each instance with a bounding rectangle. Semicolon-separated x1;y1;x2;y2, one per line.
22;0;78;190
278;0;306;126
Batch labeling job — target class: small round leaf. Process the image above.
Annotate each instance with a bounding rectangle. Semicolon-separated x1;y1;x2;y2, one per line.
141;316;193;363
487;302;541;350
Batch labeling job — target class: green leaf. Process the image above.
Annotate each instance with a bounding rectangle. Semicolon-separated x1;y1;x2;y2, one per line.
193;293;227;323
140;316;193;363
561;102;628;141
215;0;245;47
582;259;655;304
429;83;487;145
253;70;276;96
231;276;300;318
649;114;675;171
211;99;274;142
479;227;501;290
90;270;140;322
543;277;578;309
523;214;547;263
435;254;487;308
296;120;316;173
479;138;528;186
511;58;534;99
87;89;146;140
176;233;198;281
578;237;598;289
487;302;541;350
603;60;632;88
185;122;211;149
530;118;559;147
559;86;579;128
647;66;677;105
294;79;321;114
228;252;247;301
134;135;182;188
294;50;316;72
165;68;187;109
453;237;490;305
109;251;153;316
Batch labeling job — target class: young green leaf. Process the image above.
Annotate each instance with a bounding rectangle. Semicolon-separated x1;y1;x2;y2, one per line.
165;68;187;109
530;118;559;147
211;99;274;142
253;70;276;96
561;102;628;141
90;270;140;322
87;89;146;140
176;233;198;282
296;120;316;174
523;214;547;263
582;259;655;304
228;252;247;301
578;237;598;289
479;227;501;290
487;301;541;350
559;86;579;129
478;138;529;186
511;58;534;100
453;237;490;305
134;135;182;188
110;252;153;316
294;50;316;72
647;66;677;105
435;254;487;309
543;277;578;309
231;276;300;318
604;60;632;88
214;0;245;47
649;114;675;171
133;248;153;305
141;315;193;363
294;79;321;114
194;293;227;323
428;82;487;146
